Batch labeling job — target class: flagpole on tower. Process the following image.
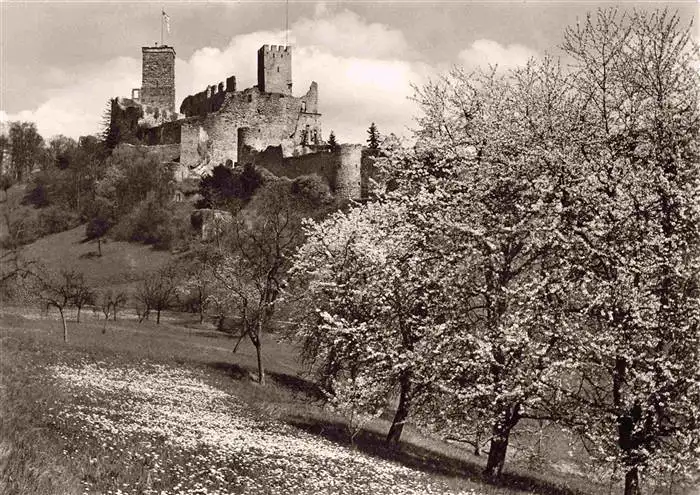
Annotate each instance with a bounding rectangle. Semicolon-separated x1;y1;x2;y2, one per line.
161;9;171;46
285;0;289;46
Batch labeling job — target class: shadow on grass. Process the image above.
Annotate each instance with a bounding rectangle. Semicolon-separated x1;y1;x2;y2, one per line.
207;361;250;380
206;361;326;401
204;359;590;494
285;416;589;495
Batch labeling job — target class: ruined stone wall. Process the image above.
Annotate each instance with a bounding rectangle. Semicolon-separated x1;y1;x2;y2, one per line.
139;119;182;146
179;84;322;172
180;119;208;171
335;144;363;200
257;45;292;95
110;98;182;147
238;140;362;200
179;82;228;117
110;98;142;145
141;46;176;112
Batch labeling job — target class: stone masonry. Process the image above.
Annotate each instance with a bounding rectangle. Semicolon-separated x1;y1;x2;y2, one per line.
257;45;292;95
139;46;176;112
112;43;365;200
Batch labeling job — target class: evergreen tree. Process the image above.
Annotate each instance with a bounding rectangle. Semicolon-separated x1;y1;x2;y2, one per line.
328;131;339;152
367;122;380;150
102;98;121;150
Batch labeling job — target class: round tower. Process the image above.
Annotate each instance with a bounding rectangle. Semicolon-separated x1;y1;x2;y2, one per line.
335;144;362;200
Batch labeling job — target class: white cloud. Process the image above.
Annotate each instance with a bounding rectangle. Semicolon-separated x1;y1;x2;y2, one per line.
294;9;409;59
4;8;423;143
458;39;537;70
4;9;528;145
174;10;425;144
2;57;140;140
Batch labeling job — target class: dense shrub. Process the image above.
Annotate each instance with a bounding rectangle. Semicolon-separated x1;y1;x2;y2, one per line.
1;204;80;248
37;206;81;236
22;179;51;208
96;146;175;219
112;199;174;250
1;209;40;247
196;163;263;210
291;174;333;205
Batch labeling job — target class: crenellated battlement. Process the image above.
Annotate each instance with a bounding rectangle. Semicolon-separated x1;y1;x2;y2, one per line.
113;43;375;195
258;44;292;95
260;44;291;53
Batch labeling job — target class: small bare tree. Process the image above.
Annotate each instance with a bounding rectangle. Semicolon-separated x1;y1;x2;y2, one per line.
176;247;217;324
100;289;114;320
136;266;178;324
112;291;127;321
40;269;83;342
72;281;95;323
213;183;302;385
100;289;128;321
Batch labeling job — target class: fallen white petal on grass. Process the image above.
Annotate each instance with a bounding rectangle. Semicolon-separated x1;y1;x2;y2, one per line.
50;362;484;495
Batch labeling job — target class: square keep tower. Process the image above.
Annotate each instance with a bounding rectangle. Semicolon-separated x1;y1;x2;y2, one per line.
141;45;176;112
257;45;292;95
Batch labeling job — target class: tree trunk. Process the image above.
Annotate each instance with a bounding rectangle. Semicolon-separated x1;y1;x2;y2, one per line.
156;309;161;324
254;323;265;385
76;306;81;323
59;308;67;343
386;373;411;445
232;332;245;353
484;433;510;479
484;406;520;480
624;466;640;495
97;238;102;256
199;289;204;323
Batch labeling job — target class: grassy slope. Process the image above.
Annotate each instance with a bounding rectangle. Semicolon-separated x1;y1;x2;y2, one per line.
0;307;606;495
18;224;174;291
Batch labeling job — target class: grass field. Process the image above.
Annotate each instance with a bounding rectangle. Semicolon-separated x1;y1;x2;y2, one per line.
18;225;174;291
0;304;611;495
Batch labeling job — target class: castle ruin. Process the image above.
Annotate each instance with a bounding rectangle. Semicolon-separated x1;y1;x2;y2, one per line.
110;43;366;200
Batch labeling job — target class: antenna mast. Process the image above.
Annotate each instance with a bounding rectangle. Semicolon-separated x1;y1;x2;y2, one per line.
285;0;289;46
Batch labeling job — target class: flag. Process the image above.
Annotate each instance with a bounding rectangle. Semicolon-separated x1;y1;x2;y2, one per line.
162;10;171;34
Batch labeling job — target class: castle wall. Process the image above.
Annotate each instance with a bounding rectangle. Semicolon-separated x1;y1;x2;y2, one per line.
141;46;176;112
258;45;292;95
110;98;182;147
335;144;363;200
180;119;208;170
179;85;322;171
110;98;142;145
139;119;182;146
238;141;362;200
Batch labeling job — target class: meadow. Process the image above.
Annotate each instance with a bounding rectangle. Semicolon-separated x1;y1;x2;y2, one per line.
0;305;602;495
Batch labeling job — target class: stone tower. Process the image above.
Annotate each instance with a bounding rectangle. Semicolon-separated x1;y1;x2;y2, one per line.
257;45;292;95
141;45;176;112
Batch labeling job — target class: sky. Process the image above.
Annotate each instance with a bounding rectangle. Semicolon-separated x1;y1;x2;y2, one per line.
0;0;696;144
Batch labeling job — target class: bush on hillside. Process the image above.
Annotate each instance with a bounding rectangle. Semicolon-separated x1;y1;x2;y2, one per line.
291;174;333;205
85;197;114;241
37;206;81;236
1;210;40;248
1;204;81;248
111;198;175;250
22;176;51;208
196;163;263;210
96;146;175;219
